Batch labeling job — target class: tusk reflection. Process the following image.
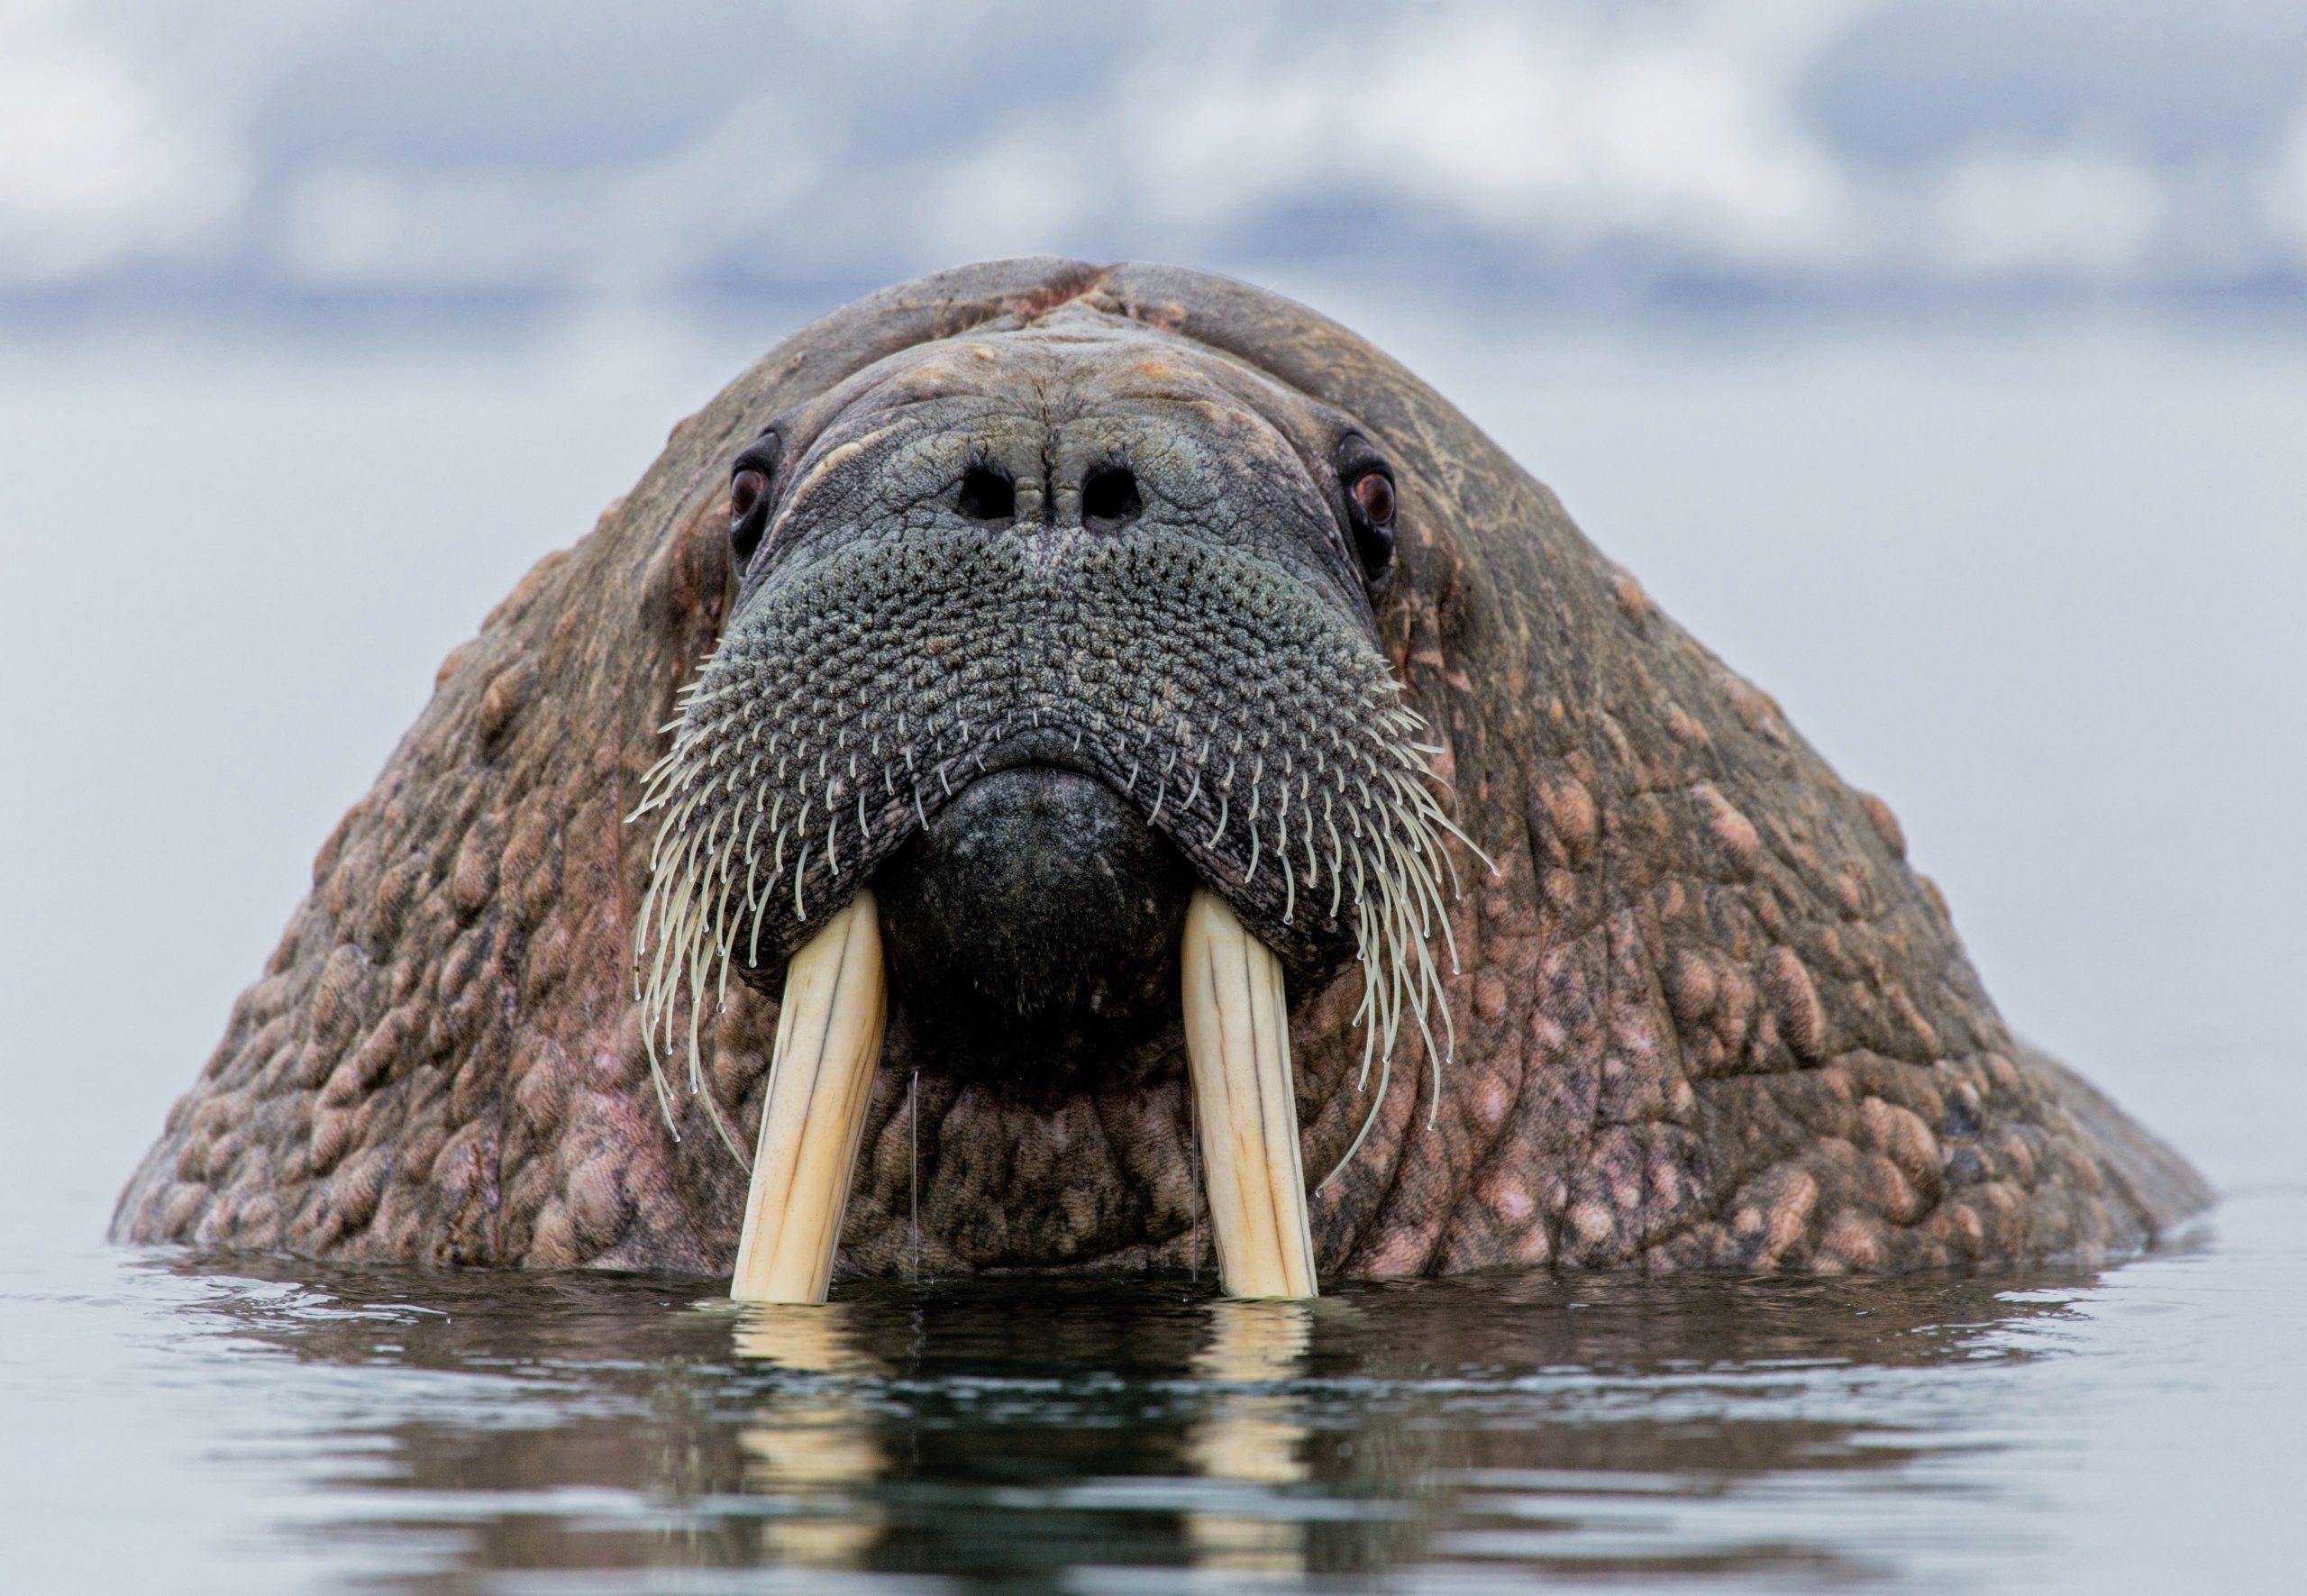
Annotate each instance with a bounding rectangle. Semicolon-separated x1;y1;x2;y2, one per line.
1184;1297;1315;1581
733;1302;890;1569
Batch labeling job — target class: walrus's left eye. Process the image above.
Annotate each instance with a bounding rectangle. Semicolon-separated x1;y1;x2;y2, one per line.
1346;467;1397;582
1353;471;1395;528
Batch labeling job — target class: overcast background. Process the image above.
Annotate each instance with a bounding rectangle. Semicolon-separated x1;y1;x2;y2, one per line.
11;0;2307;334
4;0;2303;1202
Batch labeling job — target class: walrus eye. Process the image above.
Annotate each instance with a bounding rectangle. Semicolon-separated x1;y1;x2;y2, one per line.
1346;468;1397;581
957;464;1016;523
1352;470;1395;528
731;469;768;521
729;468;771;563
728;431;782;568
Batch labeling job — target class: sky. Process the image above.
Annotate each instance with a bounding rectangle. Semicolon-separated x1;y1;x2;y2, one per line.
9;0;2307;341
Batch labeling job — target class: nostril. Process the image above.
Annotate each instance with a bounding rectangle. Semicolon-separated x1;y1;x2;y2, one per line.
1082;466;1142;531
958;465;1016;523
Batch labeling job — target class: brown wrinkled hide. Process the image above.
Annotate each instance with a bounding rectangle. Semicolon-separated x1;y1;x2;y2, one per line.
114;260;2207;1275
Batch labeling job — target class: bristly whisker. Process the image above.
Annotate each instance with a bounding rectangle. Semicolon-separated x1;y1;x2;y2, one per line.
625;533;1487;1184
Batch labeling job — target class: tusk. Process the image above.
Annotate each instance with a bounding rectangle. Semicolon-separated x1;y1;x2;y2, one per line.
1181;888;1318;1300
732;889;888;1304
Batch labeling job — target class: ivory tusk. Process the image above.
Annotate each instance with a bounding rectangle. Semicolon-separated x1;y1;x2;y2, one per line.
731;889;888;1304
1181;888;1318;1300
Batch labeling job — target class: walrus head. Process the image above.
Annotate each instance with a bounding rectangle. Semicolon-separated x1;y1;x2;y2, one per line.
631;321;1478;1298
114;260;2207;1289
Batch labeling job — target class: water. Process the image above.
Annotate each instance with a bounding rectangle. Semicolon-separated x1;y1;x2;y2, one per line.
4;316;2304;1591
9;1207;2302;1593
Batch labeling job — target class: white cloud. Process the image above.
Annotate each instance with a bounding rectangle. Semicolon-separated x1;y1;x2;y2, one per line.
270;90;832;295
2257;110;2307;265
5;0;2307;315
1115;2;1865;270
0;1;255;284
1929;145;2168;282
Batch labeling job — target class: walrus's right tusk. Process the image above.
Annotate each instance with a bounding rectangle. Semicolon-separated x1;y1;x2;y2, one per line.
732;889;888;1304
1181;889;1318;1300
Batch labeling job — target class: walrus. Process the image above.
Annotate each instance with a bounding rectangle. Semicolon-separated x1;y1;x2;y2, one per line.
114;259;2208;1297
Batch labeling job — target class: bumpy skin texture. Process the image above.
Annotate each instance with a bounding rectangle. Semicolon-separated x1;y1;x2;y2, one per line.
115;260;2208;1275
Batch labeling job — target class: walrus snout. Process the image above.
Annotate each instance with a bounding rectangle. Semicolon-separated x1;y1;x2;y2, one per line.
875;765;1195;1075
631;315;1474;1300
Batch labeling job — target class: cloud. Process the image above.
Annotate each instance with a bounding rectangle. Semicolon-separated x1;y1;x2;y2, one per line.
1929;145;2168;282
0;0;255;285
1113;2;1865;271
2258;110;2307;265
269;90;833;294
7;0;2307;324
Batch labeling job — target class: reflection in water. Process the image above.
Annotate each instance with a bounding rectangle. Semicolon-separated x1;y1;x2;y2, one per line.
157;1254;2101;1590
1186;1300;1314;1582
734;1305;890;1572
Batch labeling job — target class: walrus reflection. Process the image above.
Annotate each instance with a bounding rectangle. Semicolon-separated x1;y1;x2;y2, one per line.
732;1303;890;1570
153;1261;2114;1582
1185;1299;1315;1581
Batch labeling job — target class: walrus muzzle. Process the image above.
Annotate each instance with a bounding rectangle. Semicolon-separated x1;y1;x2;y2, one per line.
629;345;1473;1302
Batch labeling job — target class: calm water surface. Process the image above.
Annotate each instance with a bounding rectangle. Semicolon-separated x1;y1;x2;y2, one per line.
10;1201;2302;1593
4;328;2303;1591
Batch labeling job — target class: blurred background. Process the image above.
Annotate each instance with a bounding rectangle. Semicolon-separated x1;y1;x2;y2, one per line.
3;0;2302;1208
13;0;2307;338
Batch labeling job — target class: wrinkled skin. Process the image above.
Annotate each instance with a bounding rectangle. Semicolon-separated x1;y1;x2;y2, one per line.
115;260;2208;1276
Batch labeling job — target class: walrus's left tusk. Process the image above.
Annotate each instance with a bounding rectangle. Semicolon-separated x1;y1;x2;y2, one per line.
732;889;888;1304
1181;889;1318;1300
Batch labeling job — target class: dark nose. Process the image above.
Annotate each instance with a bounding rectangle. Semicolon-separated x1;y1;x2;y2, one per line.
950;463;1139;533
875;767;1194;1078
954;442;1145;534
